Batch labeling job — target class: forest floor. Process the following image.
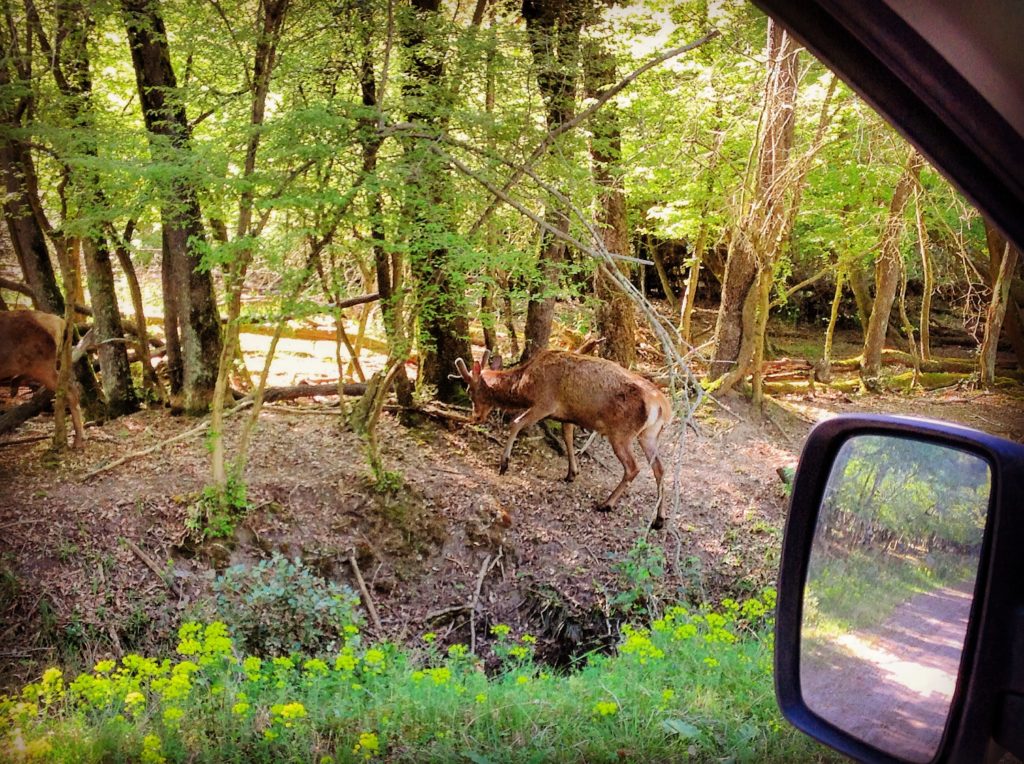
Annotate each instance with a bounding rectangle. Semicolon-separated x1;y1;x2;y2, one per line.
1;320;1022;690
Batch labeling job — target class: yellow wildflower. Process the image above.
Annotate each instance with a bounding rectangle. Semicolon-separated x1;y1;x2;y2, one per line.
353;731;380;760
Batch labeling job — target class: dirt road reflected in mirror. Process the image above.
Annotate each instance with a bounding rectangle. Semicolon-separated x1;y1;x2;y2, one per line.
799;435;989;762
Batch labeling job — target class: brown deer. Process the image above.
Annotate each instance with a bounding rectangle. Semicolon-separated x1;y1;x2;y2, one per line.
454;349;673;529
0;310;85;447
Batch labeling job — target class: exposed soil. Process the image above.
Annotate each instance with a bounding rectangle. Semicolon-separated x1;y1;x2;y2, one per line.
1;325;1022;690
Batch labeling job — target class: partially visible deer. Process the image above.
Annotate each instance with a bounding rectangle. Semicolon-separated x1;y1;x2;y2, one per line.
454;349;672;529
0;310;85;447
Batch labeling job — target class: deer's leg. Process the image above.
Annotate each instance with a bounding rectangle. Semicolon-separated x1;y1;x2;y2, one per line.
500;406;553;475
597;437;639;512
639;431;666;530
562;423;579;482
67;385;85;449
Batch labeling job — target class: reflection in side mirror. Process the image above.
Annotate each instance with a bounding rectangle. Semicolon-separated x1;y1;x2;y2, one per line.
800;435;990;763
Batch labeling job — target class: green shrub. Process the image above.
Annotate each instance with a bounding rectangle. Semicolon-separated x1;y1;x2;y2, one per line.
210;554;363;657
186;477;250;541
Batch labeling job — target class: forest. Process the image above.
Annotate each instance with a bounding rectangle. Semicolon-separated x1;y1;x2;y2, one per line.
1;0;1022;760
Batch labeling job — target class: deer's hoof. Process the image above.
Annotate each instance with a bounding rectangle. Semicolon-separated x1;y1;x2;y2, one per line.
564;472;577;483
594;503;612;513
649;516;665;531
499;459;509;475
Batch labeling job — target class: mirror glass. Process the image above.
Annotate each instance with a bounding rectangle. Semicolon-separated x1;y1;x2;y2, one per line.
800;434;990;763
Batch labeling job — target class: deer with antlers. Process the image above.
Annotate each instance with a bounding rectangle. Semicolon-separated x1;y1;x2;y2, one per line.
454;349;673;530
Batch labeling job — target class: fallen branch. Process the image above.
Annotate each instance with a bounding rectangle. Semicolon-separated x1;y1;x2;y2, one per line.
122;537;182;599
0;433;51;448
469;553;493;655
770;268;830;309
0;277;38;301
348;553;383;634
82;399;254;481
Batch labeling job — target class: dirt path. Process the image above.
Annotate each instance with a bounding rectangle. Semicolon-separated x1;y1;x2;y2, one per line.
801;580;975;762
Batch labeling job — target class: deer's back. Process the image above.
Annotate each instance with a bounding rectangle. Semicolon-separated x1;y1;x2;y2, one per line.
524;351;664;435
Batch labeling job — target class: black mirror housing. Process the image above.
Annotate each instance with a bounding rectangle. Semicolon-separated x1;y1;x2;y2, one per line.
776;414;1024;763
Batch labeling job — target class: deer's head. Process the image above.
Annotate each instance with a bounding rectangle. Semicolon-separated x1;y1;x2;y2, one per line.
454;350;500;423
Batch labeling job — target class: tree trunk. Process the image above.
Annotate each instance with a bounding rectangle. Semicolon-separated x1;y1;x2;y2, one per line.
360;0;413;407
860;151;924;388
43;0;139;416
520;0;584;361
980;227;1022;385
983;218;1024;368
710;19;799;387
206;0;290;487
0;141;63;314
112;228;166;403
401;0;472;401
82;239;138;415
122;0;222;414
848;258;874;333
0;24;104;418
915;189;934;361
817;270;846;382
584;40;635;367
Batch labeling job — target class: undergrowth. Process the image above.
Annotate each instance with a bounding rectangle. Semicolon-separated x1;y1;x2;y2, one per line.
0;589;836;763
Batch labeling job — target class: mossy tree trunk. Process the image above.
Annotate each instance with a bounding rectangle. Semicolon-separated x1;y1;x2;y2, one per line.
979;224;1021;386
710;19;799;390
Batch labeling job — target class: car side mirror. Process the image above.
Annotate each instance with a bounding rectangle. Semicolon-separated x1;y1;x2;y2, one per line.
775;415;1024;763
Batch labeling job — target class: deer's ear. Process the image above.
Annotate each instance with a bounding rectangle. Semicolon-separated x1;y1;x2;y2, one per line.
489;354;503;370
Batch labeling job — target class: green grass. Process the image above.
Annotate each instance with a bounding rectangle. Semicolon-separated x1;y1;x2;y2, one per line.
0;591;838;763
803;546;974;637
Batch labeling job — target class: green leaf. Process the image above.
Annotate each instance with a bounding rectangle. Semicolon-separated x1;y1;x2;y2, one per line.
662;718;702;739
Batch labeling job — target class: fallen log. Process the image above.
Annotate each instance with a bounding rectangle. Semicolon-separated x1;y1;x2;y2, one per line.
828;349;1013;374
261;382;368;402
0;389;53;438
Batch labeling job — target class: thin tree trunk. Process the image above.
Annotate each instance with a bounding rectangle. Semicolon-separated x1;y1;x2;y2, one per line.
359;0;413;407
41;0;138;416
979;237;1021;386
111;227;166;403
680;225;708;345
860;151;924;388
207;0;290;487
817;269;845;382
897;257;921;387
915;188;934;361
983;218;1024;368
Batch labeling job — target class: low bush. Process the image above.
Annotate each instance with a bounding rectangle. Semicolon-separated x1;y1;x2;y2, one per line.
210;554;363;656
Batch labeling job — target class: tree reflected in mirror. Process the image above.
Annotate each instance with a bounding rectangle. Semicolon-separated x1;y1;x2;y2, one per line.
800;435;990;763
